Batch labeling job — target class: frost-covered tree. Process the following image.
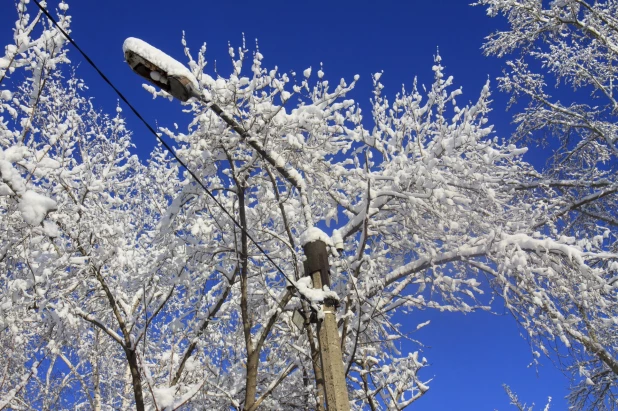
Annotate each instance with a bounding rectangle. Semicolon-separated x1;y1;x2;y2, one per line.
0;2;186;409
2;1;618;410
476;0;618;409
131;29;617;410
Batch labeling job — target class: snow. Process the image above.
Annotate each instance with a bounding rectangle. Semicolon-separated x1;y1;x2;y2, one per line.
3;146;29;162
293;276;339;303
123;37;199;91
498;233;586;266
303;67;312;78
43;220;60;237
154;386;176;409
0;184;12;195
331;228;343;250
1;131;58;224
18;190;57;225
0;163;24;195
417;381;429;392
35;157;60;169
300;227;333;247
416;320;431;330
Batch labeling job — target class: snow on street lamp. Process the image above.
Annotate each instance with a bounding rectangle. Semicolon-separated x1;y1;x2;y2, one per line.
123;37;199;102
123;37;252;144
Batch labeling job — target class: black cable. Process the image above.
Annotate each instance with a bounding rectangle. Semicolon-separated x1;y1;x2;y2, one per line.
32;0;308;300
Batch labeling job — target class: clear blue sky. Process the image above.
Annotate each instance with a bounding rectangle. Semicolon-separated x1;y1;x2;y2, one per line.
1;1;569;409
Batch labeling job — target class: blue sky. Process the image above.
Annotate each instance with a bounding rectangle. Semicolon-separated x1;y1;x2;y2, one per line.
1;0;570;409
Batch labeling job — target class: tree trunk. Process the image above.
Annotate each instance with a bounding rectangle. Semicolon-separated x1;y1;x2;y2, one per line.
244;352;259;409
124;348;145;411
237;185;258;410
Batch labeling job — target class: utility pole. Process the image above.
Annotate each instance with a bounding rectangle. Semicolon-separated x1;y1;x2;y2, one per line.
303;239;350;411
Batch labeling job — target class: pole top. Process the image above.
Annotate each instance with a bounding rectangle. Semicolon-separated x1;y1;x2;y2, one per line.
303;239;331;288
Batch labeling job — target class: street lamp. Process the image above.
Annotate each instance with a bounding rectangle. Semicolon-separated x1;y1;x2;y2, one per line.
123;37;199;102
123;37;311;201
123;36;257;142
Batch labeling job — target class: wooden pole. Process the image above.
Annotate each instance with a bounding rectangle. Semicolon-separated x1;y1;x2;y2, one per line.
303;240;350;411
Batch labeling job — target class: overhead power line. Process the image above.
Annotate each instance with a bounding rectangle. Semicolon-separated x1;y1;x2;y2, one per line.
31;0;307;300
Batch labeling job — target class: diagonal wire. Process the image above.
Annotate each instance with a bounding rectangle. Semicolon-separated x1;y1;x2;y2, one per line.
32;0;308;300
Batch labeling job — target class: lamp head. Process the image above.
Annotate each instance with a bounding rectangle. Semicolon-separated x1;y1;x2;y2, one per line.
123;38;199;102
